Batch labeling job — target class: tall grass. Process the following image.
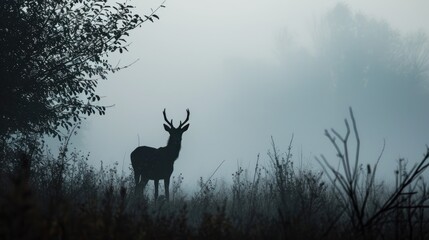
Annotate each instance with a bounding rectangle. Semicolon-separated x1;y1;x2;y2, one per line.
316;108;429;239
1;111;429;239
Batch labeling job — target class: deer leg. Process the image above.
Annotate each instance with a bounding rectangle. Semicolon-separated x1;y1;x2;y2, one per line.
141;178;148;190
134;171;140;185
134;171;141;191
154;179;159;201
164;178;170;201
137;178;148;196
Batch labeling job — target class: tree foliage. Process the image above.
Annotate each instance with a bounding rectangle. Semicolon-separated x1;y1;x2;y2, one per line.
0;0;164;139
314;3;429;94
271;3;429;128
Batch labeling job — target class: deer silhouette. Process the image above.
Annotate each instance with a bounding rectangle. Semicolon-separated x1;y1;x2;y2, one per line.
131;109;190;201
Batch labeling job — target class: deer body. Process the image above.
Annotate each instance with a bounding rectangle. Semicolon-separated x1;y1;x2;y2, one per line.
131;109;190;201
131;144;179;181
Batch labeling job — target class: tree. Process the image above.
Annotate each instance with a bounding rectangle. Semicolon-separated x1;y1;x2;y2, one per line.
0;0;165;139
313;3;429;97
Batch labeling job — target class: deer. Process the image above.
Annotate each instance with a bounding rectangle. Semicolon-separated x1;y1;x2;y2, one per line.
131;109;190;201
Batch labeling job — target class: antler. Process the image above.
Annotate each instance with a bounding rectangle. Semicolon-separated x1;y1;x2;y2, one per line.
163;108;174;128
178;109;190;128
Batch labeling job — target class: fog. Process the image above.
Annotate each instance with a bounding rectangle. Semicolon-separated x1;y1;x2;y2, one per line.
72;0;429;191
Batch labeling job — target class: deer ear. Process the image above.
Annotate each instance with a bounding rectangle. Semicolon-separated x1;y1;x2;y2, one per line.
181;124;189;132
163;124;171;132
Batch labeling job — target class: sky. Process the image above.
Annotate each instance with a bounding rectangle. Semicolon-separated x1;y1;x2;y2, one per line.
72;0;429;191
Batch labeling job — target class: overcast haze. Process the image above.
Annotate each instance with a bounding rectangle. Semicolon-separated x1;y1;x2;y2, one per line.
71;0;429;190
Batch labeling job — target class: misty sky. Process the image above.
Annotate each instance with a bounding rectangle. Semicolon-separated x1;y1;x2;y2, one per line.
71;0;429;191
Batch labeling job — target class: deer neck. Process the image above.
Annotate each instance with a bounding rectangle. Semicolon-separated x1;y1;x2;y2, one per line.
165;138;181;160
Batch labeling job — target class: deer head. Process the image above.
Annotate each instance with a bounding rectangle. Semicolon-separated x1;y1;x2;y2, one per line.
163;108;190;146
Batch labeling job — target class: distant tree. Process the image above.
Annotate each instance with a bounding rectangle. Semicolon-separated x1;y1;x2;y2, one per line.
313;3;429;97
0;0;164;139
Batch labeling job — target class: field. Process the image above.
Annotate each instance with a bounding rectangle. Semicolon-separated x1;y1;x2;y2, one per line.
1;110;429;240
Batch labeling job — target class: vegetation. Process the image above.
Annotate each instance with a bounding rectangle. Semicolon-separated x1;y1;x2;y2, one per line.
1;109;428;240
0;0;164;138
1;1;428;239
